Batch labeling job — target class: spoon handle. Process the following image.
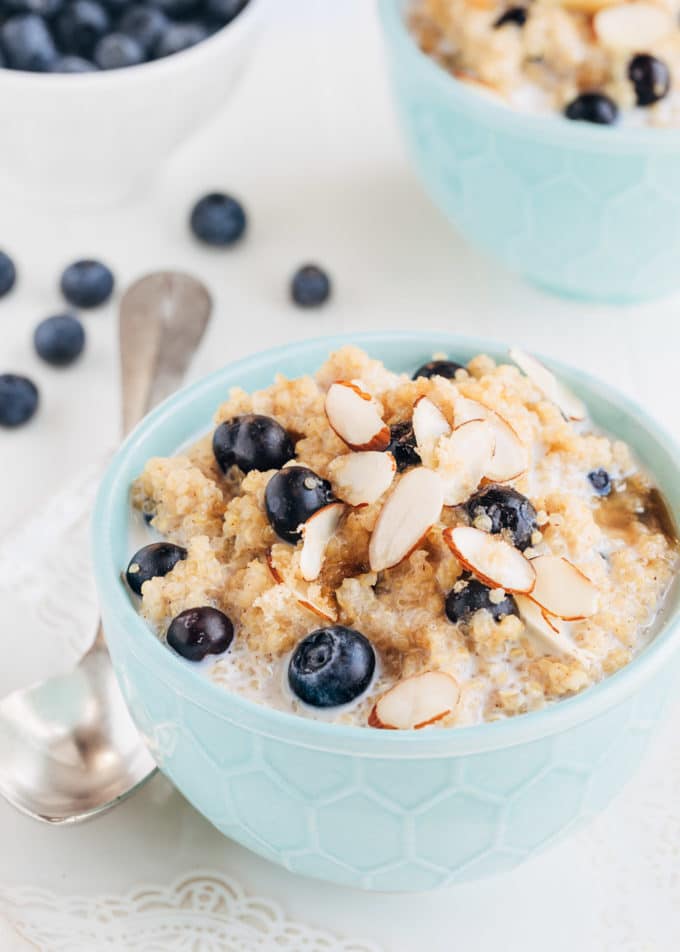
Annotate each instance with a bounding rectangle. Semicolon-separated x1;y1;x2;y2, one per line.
119;272;212;437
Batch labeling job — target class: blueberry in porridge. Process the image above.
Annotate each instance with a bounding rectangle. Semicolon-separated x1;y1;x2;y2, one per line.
411;0;680;126
125;345;678;730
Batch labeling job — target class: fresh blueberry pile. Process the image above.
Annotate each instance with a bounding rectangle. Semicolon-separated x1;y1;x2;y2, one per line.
0;0;250;73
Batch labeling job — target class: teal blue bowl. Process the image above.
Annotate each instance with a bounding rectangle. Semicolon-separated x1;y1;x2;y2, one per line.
92;332;680;891
380;0;680;303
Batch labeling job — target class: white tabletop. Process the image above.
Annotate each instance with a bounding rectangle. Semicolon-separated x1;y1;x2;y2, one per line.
1;1;680;949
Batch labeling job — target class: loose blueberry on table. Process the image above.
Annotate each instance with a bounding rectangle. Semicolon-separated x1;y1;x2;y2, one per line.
265;465;336;544
0;250;17;298
445;575;518;624
126;541;188;595
385;420;421;472
290;264;332;308
34;313;86;366
412;358;464;380
61;259;114;308
466;484;538;551
166;606;234;661
288;626;376;708
190;193;247;246
0;0;251;72
212;414;295;475
0;373;39;427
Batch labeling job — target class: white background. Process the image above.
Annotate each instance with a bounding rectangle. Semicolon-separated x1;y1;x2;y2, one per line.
1;1;679;949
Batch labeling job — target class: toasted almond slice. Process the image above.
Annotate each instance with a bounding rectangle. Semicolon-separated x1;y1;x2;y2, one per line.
485;411;529;483
593;1;673;48
413;396;451;465
328;451;396;507
266;548;338;621
454;396;489;426
437;419;496;506
529;555;598;620
453;397;527;482
510;348;586;422
516;594;581;659
325;381;390;451
369;468;444;572
443;525;535;593
266;550;284;584
368;671;460;730
299;502;345;582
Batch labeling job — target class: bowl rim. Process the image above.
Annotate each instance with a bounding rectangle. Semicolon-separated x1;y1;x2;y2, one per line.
0;0;262;87
379;0;680;152
92;330;680;757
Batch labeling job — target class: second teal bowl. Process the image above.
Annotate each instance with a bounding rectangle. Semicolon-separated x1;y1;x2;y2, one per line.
92;332;680;891
380;0;680;303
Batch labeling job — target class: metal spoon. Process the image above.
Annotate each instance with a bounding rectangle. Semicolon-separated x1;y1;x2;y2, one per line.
0;272;212;824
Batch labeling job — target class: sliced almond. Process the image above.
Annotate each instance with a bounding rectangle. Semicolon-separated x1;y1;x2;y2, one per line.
328;451;396;507
453;397;527;482
437;419;496;506
368;671;460;730
516;594;581;659
299;502;345;582
369;468;444;572
594;2;673;48
412;396;451;466
484;411;528;483
443;525;536;593
510;348;586;422
454;396;489;426
266;548;338;621
529;555;598;620
325;381;390;451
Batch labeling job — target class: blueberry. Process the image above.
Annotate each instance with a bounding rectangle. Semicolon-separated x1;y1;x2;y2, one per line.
412;358;464;380
290;264;331;308
60;258;114;307
0;374;39;427
588;468;612;497
147;0;198;17
189;192;246;245
0;251;17;298
119;3;167;52
288;625;375;708
628;54;670;107
34;313;85;366
386;420;421;473
1;14;57;71
125;541;187;595
204;0;248;23
154;20;206;58
213;414;295;475
494;5;527;27
466;484;538;551
166;606;234;662
55;0;110;56
3;0;63;17
265;465;335;544
94;31;144;67
51;53;97;69
565;92;618;125
445;575;518;624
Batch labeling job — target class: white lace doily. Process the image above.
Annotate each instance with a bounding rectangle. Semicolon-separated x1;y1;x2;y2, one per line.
1;870;382;952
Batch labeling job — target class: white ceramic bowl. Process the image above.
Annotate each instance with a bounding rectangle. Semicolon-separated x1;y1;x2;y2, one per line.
0;0;263;205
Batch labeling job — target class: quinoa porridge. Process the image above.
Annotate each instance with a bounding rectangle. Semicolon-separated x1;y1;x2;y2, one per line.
125;346;678;730
411;0;680;126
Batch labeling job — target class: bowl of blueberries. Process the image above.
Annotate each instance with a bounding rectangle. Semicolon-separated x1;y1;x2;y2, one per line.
0;0;261;202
